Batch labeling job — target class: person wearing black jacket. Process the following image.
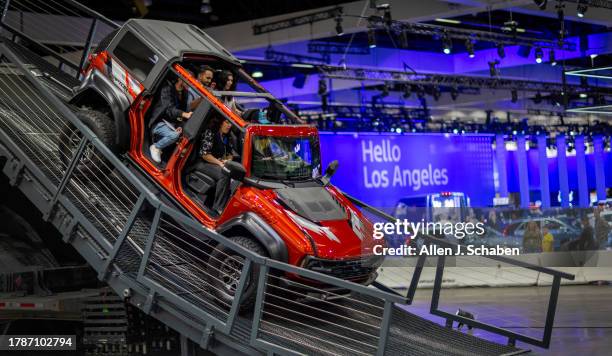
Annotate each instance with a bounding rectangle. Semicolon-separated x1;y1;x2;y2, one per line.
194;117;233;214
149;78;192;163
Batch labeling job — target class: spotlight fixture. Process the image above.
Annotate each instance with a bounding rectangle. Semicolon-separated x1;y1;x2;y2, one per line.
318;78;328;96
533;0;547;10
577;1;588;17
335;15;344;36
402;84;411;99
511;89;518;103
442;31;452;54
432;86;441;101
416;85;425;99
381;82;390;97
251;70;263;78
534;91;543;104
377;3;392;27
465;39;475;58
451;86;459;101
367;28;377;48
497;43;506;59
535;47;543;63
488;60;500;77
549;49;557;66
200;0;212;14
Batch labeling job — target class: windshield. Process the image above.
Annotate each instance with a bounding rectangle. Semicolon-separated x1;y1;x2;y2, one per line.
251;135;321;181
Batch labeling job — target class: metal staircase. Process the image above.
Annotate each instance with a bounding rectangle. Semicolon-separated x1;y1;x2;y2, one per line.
0;1;575;354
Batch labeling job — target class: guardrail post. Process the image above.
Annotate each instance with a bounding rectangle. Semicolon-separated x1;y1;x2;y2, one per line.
376;300;393;356
43;138;87;221
78;18;97;79
98;193;146;280
406;253;427;303
249;264;269;346
542;275;561;348
1;0;10;26
226;259;252;331
430;254;446;313
137;207;161;282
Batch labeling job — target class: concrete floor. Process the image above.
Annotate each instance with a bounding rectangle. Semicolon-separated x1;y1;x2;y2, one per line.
403;284;612;355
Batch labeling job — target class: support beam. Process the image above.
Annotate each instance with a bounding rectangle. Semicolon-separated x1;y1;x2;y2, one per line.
556;135;570;208
575;135;589;207
516;134;531;208
537;134;551;208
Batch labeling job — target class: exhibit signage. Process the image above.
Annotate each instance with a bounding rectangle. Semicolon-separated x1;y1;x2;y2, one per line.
319;132;496;208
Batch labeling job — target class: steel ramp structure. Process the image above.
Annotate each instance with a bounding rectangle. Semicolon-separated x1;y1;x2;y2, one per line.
0;37;531;355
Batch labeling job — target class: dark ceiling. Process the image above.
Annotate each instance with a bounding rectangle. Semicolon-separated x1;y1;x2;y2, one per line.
79;0;353;27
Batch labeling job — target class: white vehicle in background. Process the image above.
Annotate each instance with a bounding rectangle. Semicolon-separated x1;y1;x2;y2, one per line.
393;192;470;222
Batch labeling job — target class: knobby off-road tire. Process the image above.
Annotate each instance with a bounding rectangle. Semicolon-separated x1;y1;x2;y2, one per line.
208;236;267;313
58;107;115;179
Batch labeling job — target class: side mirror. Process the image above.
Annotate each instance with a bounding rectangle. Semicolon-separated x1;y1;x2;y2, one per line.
320;160;339;186
223;161;246;181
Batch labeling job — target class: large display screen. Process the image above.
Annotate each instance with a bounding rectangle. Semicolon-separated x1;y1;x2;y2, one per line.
319;133;496;209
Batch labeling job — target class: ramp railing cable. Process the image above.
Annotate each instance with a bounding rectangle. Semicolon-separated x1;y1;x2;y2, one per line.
0;0;119;77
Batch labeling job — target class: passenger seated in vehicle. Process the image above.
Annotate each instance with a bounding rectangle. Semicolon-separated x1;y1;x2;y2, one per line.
215;70;243;116
149;76;192;163
188;65;215;111
194;116;233;214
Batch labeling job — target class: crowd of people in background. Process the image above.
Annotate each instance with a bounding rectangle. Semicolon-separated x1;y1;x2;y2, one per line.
477;202;612;253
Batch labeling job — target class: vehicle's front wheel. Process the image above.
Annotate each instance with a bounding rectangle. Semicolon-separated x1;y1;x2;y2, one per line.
207;236;266;312
58;108;115;177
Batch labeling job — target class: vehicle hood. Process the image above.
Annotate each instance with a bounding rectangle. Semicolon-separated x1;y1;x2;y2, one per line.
275;186;379;259
276;186;347;222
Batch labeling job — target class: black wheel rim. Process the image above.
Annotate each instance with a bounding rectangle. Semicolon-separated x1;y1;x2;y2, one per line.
219;255;245;295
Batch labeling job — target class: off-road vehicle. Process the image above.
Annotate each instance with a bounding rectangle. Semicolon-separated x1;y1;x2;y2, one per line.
62;19;382;308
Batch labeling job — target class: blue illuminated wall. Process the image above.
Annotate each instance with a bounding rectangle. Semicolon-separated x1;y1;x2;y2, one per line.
320;133;495;209
321;132;611;209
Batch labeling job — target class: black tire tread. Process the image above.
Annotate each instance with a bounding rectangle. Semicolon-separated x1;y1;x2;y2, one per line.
208;236;267;312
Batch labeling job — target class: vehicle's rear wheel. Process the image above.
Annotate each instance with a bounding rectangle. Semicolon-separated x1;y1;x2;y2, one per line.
207;236;266;312
58;108;115;178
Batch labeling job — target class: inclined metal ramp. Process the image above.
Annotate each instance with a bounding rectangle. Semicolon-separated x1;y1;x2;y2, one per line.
0;39;528;355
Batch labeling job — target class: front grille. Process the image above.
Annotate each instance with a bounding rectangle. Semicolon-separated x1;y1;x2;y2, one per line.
303;255;382;283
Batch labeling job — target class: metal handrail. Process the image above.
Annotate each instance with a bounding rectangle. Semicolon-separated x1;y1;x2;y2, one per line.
343;191;575;349
0;0;120;77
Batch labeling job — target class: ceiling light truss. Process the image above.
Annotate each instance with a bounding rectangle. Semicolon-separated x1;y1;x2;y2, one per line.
319;66;610;95
365;16;576;51
253;7;343;35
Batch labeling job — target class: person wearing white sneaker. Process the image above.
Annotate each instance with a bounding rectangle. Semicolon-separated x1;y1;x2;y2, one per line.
148;76;192;163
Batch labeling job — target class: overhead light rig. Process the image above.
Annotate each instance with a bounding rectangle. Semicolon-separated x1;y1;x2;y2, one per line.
264;46;329;64
553;0;612;11
362;14;576;51
307;41;370;55
318;65;611;95
253;7;343;35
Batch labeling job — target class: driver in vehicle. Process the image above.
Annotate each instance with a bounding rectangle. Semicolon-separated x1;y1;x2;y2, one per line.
149;76;192;163
195;116;234;214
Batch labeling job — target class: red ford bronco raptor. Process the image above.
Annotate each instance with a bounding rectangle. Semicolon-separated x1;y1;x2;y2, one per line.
61;19;383;308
